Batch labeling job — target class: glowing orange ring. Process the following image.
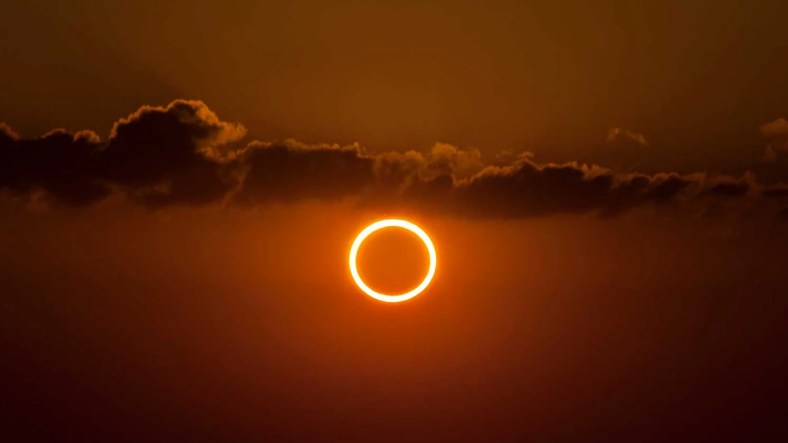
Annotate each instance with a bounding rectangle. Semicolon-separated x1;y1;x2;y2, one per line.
349;219;437;303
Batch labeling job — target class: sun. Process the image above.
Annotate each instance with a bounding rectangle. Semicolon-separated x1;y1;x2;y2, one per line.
349;219;437;303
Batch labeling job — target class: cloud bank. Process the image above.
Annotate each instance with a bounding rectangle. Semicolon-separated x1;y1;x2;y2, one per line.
2;100;787;218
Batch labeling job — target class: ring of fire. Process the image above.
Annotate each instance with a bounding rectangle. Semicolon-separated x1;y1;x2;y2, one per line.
349;219;437;303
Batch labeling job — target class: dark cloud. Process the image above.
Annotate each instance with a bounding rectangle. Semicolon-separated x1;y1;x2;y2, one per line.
763;186;788;199
706;181;750;197
449;161;616;217
100;100;247;207
0;127;109;206
1;100;246;207
1;100;786;218
236;140;374;204
606;127;649;148
395;159;694;218
756;118;788;185
761;117;788;162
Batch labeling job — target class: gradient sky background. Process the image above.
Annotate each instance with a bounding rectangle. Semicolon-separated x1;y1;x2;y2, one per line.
2;1;788;441
3;0;787;167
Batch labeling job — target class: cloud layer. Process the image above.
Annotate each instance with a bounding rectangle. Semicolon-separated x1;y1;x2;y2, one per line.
2;100;787;218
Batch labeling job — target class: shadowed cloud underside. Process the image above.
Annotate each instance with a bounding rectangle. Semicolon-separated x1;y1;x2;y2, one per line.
2;100;787;219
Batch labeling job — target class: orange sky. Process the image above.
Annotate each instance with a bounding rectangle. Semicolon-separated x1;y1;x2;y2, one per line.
2;1;788;441
2;200;788;439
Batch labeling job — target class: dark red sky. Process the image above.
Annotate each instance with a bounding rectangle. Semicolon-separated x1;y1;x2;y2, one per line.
1;1;788;441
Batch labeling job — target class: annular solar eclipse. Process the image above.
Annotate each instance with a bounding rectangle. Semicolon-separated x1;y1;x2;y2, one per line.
349;219;437;303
